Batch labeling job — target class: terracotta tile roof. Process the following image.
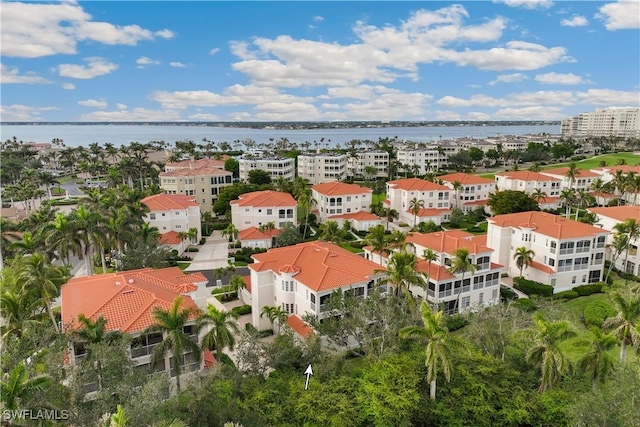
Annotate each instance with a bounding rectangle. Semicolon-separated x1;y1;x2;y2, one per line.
328;211;380;221
286;315;314;338
242;276;251;293
61;267;207;334
279;264;301;273
537;197;561;205
249;242;383;292
312;181;372;196
406;230;493;255
530;260;555;275
541;167;600;178
439;173;495;185
463;199;488;206
159;231;182;245
159;167;231;178
165;157;227;169
230;190;296;207
387;178;450;191
416;258;455;281
588;206;640;222
203;349;216;368
142;193;199;211
406;208;451;217
489;211;608;239
238;226;280;241
495;171;561;182
469;235;487;246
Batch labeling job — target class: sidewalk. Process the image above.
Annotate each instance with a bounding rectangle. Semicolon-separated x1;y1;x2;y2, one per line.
185;231;230;272
499;276;529;299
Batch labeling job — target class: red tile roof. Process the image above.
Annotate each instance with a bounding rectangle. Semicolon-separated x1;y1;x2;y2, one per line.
159;231;182;245
312;181;372;196
286;315;314;338
387;178;450;191
463;199;489;206
416;258;455;281
203;349;216;368
165;157;227;169
230;190;296;207
439;173;495;185
142;193;199;211
495;171;561;182
407;230;493;255
537;196;561;205
61;267;207;334
489;211;607;239
159;167;231;178
328;211;380;221
249;242;383;292
242;276;251;293
541;167;600;178
406;208;451;217
588;206;640;222
530;260;555;275
469;235;487;246
238;226;280;241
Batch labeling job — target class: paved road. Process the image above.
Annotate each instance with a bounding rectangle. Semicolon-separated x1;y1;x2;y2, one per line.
58;181;83;196
185;231;231;272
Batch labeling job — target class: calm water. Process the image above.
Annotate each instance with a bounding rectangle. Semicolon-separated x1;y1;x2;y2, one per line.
0;124;560;148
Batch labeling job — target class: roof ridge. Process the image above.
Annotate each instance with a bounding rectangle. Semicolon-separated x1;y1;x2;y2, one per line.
86;277;132;319
120;297;158;332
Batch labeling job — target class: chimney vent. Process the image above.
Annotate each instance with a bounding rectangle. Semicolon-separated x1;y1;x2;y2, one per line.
115;281;121;286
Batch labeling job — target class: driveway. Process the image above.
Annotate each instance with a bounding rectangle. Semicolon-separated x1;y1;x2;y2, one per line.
185;231;230;272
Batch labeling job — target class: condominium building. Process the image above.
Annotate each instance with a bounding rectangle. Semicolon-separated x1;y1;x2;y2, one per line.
238;154;295;182
540;167;599;191
590;165;640;205
141;193;202;254
230;190;297;230
494;170;563;209
297;152;347;184
486;211;609;292
384;178;452;226
159;158;233;213
588;206;640;275
364;230;502;314
396;147;450;174
439;173;496;213
561;108;640;138
243;241;387;332
346;150;389;179
312;181;373;223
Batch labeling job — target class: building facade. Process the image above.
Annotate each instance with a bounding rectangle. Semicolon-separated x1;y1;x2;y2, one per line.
141;193;202;245
346;150;389;179
312;181;373;223
297;153;347;184
231;190;298;230
588;206;640;276
384;178;452;226
561;108;640;138
396;147;450;174
239;154;295;182
439;173;495;213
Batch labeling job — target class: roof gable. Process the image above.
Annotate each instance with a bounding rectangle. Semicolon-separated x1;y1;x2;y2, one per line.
230;190;297;207
489;211;608;239
312;181;372;196
142;194;199;211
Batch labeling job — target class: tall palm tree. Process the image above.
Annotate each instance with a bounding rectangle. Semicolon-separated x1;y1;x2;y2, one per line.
70;205;104;276
614;219;640;277
448;248;476;314
531;188;547;205
408;197;425;227
560;189;576;219
513;247;535;278
296;189;316;239
382;207;399;231
260;305;288;333
577;327;618;390
319;220;344;244
364;225;389;264
222;223;238;242
376;250;425;297
526;312;575;392
42;212;82;266
0;362;52;410
603;292;640;362
565;162;579;190
452;181;463;209
197;305;239;362
0;289;45;340
604;233;630;283
399;302;466;400
143;296;201;392
422;248;438;301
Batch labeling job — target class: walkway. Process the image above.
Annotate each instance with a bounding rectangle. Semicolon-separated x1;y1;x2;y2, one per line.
499;276;529;299
185;231;230;272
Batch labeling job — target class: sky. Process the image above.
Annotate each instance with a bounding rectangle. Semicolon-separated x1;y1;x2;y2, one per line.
1;0;639;122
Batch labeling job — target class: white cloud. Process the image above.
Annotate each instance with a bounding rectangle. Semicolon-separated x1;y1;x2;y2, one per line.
136;56;160;68
189;113;221;121
170;62;186;68
597;0;640;30
576;89;640;105
437;90;577;108
561;15;589;27
494;0;553;9
209;48;220;55
435;110;462;120
1;64;52;84
493;106;566;120
58;57;118;79
78;99;108;108
313;16;324;22
488;73;528;85
0;104;57;121
467;112;491;120
79;108;181;121
116;103;127;110
61;83;75;90
1;2;174;58
534;72;586;85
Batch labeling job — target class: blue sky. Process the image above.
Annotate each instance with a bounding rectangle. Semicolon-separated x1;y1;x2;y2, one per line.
1;0;639;122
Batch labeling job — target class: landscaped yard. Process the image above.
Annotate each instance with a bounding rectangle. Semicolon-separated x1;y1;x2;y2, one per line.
542;152;640;171
340;243;364;253
177;262;191;271
372;193;385;205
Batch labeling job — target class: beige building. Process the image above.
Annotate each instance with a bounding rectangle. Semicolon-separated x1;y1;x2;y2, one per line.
384;178;452;226
346;150;389;179
239;154;295;182
231;190;298;230
561;108;640;138
298;153;347;184
311;181;373;223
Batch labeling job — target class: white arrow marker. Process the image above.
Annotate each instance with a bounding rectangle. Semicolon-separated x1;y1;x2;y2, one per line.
304;364;313;390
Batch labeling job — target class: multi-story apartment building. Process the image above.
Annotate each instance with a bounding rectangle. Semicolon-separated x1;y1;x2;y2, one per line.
591;165;640;205
540;167;599;191
588;206;640;275
364;230;502;314
142;193;202;239
486;211;609;292
312;181;373;223
230;190;297;230
396;147;450;174
561;108;640;138
384;178;452;226
439;173;496;213
346;150;389;179
61;267;213;393
238;154;295;182
297;152;347;184
159;158;233;213
244;241;387;331
494;171;563;209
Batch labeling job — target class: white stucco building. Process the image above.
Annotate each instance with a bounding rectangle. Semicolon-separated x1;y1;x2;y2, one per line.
297;153;347;184
346;150;389;179
238;154;295;182
439;173;496;213
396;147;450;174
230;190;298;230
141;193;202;251
588;206;640;275
383;178;452;226
312;181;373;223
561;108;640;138
540;167;599;191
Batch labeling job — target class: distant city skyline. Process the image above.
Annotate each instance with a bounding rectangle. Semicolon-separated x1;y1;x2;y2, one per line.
1;1;639;122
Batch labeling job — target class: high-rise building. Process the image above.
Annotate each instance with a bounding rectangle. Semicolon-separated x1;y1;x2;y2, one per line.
561;108;640;138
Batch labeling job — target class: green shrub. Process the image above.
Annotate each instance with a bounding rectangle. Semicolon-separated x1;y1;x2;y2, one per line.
350;241;366;249
398;222;409;227
500;286;517;301
219;353;236;368
514;298;537;312
444;314;468;331
571;155;587;161
211;222;230;230
231;304;252;316
199;237;206;245
513;277;554;297
583;300;616;327
258;329;274;338
185;247;200;252
552;290;579;300
245;323;257;333
573;283;605;296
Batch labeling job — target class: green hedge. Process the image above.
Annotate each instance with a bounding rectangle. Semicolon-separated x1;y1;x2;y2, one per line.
211;222;230;230
573;283;605;296
514;298;537;312
513;277;554;297
185;247;200;252
552;290;579;300
584;300;616;327
231;304;251;316
500;286;517;301
444;314;468;331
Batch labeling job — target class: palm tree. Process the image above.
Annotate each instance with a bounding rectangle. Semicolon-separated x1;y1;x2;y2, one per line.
75;314;121;345
528;162;542;172
526;312;575;392
260;305;288;333
143;296;201;392
448;248;476;314
222;223;238;242
605;232;630;283
452;181;463;209
0;289;45;340
376;250;425;297
382;207;399;231
43;212;82;266
614;219;640;277
577;327;618;390
531;188;547;205
296;189;316;240
399;302;466;400
0;362;52;410
513;247;535;278
565;162;579;190
319;220;344;244
560;189;576;219
603;292;640;362
408;197;425;227
70;205;104;276
422;248;438;301
364;225;389;264
197;305;239;362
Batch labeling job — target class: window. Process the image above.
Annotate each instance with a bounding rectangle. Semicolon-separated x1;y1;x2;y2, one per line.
346;196;351;202
594;253;604;265
596;236;606;248
473;275;484;290
149;213;156;220
462;296;470;308
282;303;294;314
559;242;574;255
576;240;590;253
282;281;294;292
549;258;555;267
478;293;484;304
571;276;576;284
267;209;272;215
550;241;557;254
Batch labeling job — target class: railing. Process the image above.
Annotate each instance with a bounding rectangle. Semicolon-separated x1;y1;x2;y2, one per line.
131;344;158;359
559;248;573;255
475;262;490;271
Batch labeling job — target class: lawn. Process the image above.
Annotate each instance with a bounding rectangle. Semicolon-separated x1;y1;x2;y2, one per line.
477;173;495;179
372;193;385;205
541;152;640;171
177;262;191;271
340;243;364;253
